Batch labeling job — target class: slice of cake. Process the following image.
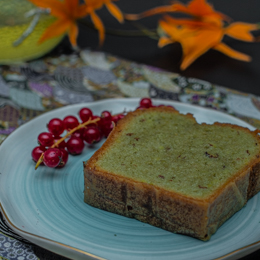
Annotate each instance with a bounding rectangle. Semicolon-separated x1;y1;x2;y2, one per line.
83;106;260;240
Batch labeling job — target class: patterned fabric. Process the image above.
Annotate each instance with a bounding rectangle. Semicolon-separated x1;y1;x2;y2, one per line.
0;235;38;260
1;49;260;259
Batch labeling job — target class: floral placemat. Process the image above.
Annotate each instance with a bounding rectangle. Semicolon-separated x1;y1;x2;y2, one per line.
1;49;260;259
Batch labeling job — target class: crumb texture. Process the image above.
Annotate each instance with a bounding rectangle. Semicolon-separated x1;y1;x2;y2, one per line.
95;109;260;199
84;107;260;240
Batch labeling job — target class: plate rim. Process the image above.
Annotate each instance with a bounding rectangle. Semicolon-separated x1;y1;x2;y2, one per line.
0;97;260;260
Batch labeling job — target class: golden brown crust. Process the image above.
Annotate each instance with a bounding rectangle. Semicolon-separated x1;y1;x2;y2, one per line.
84;166;209;239
83;107;260;240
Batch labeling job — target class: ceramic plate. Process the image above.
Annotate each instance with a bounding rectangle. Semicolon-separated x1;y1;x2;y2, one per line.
1;98;260;260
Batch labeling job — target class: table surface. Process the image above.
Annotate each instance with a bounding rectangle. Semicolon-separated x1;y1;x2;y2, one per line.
2;0;260;259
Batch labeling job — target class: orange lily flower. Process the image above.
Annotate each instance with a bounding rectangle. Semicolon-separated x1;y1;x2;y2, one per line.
125;0;258;70
84;0;124;45
159;15;257;70
28;0;124;47
169;0;229;24
125;0;228;24
28;0;88;47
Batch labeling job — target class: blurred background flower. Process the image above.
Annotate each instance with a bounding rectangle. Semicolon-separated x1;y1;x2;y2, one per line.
28;0;124;47
125;0;258;70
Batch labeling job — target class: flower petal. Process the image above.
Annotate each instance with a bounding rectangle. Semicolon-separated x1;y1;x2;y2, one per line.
180;28;224;70
158;36;173;47
105;2;124;23
68;23;79;47
173;0;228;20
90;11;105;45
28;0;68;19
124;5;176;20
225;22;258;42
84;0;103;10
38;18;70;44
124;0;228;22
64;0;78;11
213;43;251;61
163;14;220;30
159;20;190;42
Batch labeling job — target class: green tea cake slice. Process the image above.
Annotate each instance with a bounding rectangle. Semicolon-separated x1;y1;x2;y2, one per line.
84;106;260;240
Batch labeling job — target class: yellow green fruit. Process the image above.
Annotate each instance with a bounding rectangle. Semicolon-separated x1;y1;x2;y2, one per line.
0;0;64;64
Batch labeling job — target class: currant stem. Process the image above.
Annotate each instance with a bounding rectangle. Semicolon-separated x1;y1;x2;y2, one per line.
35;153;44;169
34;117;100;170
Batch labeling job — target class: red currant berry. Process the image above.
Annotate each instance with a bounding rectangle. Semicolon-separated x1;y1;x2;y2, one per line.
32;146;46;163
91;115;102;128
53;136;67;149
71;128;84;139
100;121;114;138
140;98;152;108
43;148;62;168
118;114;125;120
85;115;102;130
79;107;93;122
84;116;98;129
112;114;124;123
101;111;112;123
57;148;69;168
66;137;85;155
63;115;79;130
47;118;64;136
112;115;119;123
83;126;102;144
38;132;54;147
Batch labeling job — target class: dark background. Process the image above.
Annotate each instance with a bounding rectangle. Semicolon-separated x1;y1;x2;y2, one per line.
36;0;260;259
65;0;260;97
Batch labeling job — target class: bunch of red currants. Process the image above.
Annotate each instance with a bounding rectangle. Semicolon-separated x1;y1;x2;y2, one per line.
31;98;169;169
31;107;125;169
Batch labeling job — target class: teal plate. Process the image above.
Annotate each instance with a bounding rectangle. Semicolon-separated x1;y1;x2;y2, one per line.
1;98;260;260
